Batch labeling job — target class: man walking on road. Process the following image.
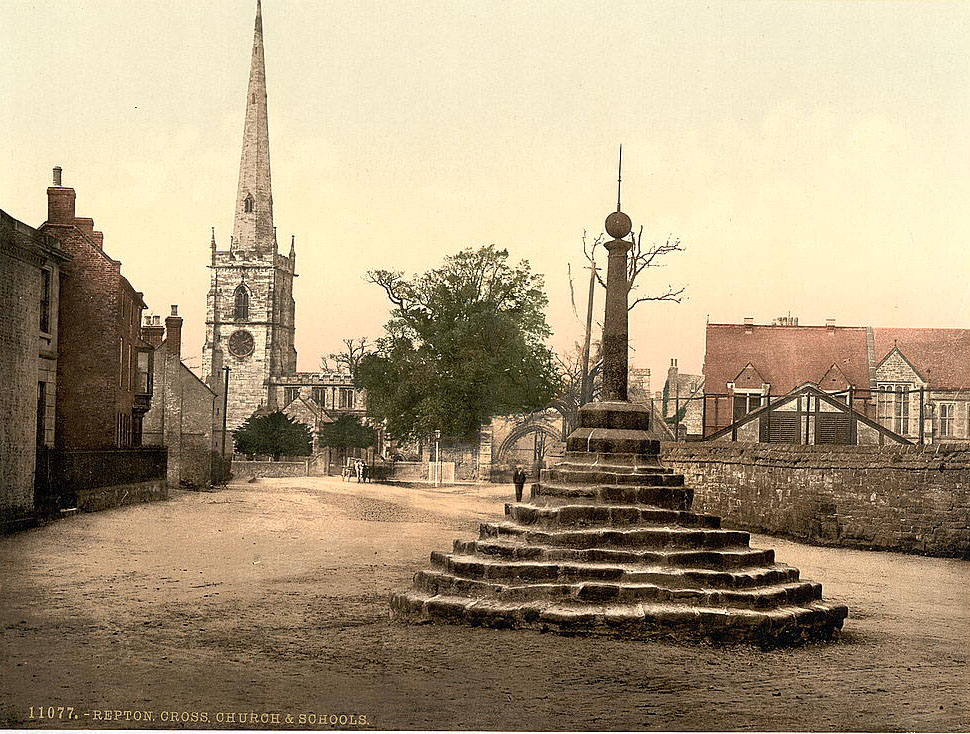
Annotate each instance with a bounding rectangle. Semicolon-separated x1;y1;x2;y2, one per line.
512;466;527;503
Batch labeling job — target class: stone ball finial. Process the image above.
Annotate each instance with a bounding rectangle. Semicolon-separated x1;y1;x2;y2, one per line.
605;210;632;239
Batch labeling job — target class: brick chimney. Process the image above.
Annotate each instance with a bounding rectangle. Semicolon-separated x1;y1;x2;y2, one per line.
141;314;165;348
47;166;76;225
165;305;183;359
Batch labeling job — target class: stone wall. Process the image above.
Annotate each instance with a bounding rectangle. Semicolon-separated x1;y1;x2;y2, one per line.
76;479;167;512
0;227;41;525
0;209;66;528
231;459;309;478
660;442;970;558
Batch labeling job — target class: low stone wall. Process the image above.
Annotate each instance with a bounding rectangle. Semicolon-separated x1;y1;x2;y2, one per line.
660;443;970;558
77;480;168;513
231;459;309;478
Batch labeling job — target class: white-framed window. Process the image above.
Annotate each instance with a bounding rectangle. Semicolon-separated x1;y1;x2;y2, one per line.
732;391;764;421
938;403;955;438
39;268;52;333
877;383;912;435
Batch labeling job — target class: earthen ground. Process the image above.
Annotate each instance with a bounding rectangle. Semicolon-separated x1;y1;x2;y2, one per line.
1;476;967;731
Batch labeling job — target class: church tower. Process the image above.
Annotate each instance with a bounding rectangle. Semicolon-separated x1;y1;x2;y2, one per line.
202;0;298;432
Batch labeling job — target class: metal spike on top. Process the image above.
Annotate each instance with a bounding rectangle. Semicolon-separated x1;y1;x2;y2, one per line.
617;143;623;212
605;145;632;239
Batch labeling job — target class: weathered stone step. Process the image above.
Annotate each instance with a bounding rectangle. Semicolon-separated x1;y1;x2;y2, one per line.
506;502;721;529
389;590;849;645
531;482;692;509
454;539;799;587
431;548;776;585
543;467;686;487
481;521;749;550
560;453;673;472
413;569;822;608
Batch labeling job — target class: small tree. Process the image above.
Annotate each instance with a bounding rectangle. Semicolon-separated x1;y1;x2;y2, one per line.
318;414;377;470
318;415;376;451
233;411;312;461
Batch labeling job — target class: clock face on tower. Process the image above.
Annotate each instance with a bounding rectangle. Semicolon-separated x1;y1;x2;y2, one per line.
228;329;255;358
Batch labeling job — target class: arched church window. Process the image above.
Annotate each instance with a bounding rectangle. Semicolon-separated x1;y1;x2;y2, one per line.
244;195;254;213
233;285;250;321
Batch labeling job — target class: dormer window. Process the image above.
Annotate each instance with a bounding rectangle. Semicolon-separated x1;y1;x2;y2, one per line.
244;195;254;213
233;285;250;321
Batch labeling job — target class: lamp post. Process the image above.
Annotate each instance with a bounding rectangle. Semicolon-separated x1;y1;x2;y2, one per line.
433;429;441;487
221;366;231;469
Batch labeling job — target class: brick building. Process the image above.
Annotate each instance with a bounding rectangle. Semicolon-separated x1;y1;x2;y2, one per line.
142;307;219;487
201;1;361;443
0;208;69;527
39;167;155;449
703;317;970;444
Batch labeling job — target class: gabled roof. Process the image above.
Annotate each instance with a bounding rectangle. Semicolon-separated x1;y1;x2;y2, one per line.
705;323;871;395
818;363;851;391
872;328;969;389
731;363;766;389
874;345;924;383
704;384;912;445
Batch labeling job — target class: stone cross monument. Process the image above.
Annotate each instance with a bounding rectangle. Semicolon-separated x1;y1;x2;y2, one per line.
390;156;848;645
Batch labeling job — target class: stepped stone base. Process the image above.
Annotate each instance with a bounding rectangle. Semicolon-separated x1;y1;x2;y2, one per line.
390;403;848;646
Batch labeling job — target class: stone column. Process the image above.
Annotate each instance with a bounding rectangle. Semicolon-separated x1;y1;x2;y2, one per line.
599;209;633;403
601;237;631;402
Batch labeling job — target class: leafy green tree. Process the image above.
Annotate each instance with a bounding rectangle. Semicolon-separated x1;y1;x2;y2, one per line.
233;411;312;460
318;415;376;450
358;245;559;440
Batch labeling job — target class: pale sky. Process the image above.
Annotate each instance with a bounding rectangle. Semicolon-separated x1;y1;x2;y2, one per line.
2;0;968;390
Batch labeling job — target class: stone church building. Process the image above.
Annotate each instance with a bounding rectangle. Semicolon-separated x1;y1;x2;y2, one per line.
202;0;363;438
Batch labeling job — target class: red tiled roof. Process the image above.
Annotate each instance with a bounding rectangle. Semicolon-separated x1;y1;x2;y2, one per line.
872;328;970;389
704;323;871;396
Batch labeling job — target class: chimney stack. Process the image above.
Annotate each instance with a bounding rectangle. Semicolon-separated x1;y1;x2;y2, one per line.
141;314;165;348
46;166;76;224
165;305;183;359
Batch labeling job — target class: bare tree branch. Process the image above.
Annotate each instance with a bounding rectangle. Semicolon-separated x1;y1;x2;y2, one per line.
628;285;687;311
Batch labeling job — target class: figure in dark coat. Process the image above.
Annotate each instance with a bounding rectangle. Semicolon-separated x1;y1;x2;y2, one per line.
512;466;528;503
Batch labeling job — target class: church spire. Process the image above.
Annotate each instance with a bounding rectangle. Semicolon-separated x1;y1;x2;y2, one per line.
232;0;275;254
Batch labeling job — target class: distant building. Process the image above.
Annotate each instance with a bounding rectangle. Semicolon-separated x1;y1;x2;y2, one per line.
0;208;69;527
703;317;970;444
653;359;704;440
142;307;220;488
39;168;155;449
201;1;361;440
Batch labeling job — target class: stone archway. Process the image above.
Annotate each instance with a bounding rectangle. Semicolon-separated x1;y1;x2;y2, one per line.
495;420;565;478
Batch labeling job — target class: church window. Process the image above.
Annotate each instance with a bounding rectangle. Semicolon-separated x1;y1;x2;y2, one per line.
339;388;355;409
312;387;326;405
284;387;299;405
244;195;254;213
233;285;250;321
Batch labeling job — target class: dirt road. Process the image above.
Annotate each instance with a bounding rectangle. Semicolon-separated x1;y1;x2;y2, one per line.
1;477;967;731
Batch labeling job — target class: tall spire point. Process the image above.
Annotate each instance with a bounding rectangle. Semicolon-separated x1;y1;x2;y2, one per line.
232;0;275;253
